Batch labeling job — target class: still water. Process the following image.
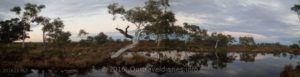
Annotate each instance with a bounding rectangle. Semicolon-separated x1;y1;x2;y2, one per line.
2;51;300;77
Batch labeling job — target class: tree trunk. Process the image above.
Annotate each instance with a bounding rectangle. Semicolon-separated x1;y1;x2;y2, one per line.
111;28;142;59
22;28;25;48
22;39;25;48
214;39;219;49
297;13;300;22
43;31;46;50
164;34;168;45
157;39;162;47
111;39;139;58
156;35;162;47
214;51;220;64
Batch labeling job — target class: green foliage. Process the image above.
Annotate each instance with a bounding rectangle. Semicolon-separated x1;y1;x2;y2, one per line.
107;37;114;42
0;18;23;44
142;0;181;43
108;0;236;48
10;3;46;40
86;36;95;43
108;0;185;46
291;4;300;49
107;3;125;20
291;4;300;16
33;16;70;49
184;23;208;43
208;32;235;47
183;23;234;47
170;26;188;38
48;30;71;45
289;44;299;49
78;29;88;37
44;18;71;45
33;16;52;32
94;32;108;44
78;29;90;45
5;3;46;48
80;32;109;45
239;36;256;46
10;6;21;15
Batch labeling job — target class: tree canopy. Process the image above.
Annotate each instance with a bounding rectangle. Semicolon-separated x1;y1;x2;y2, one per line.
0;18;23;44
10;3;46;47
239;36;256;46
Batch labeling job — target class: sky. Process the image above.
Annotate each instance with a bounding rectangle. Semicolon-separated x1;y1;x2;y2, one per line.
0;0;300;44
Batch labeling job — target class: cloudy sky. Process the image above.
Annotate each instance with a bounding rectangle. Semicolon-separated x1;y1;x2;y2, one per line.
0;0;299;44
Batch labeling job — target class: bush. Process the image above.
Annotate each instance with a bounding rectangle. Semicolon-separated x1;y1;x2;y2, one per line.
289;44;299;49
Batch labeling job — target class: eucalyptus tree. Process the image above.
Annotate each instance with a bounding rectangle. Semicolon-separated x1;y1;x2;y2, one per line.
50;30;71;45
143;0;178;46
78;29;88;38
94;32;108;44
10;3;45;48
291;4;300;21
240;53;257;62
46;18;71;45
183;23;208;44
206;32;235;63
33;16;51;49
292;3;300;45
78;29;89;44
239;36;255;46
108;2;152;58
108;0;183;58
209;32;235;49
0;18;23;45
289;44;300;49
108;0;190;58
169;25;188;40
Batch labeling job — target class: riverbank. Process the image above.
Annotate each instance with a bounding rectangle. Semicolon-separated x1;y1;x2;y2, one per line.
0;42;300;69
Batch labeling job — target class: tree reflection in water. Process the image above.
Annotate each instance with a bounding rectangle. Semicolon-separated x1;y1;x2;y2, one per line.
100;52;299;77
240;53;257;62
102;51;236;76
188;51;235;69
0;52;299;77
34;68;92;77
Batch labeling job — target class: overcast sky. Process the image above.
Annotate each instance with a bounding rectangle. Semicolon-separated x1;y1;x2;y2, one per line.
0;0;300;44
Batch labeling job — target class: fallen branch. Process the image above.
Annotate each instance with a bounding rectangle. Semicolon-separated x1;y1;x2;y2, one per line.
111;26;142;58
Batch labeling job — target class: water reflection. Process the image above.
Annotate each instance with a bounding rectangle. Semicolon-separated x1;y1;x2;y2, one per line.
188;52;235;69
239;53;257;62
0;51;299;77
37;70;70;77
0;69;31;77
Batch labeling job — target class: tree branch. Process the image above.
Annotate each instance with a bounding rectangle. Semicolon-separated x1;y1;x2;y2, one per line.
115;26;133;39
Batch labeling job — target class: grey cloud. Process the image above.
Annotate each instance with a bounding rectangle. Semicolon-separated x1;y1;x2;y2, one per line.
168;0;300;44
0;0;110;19
0;0;299;44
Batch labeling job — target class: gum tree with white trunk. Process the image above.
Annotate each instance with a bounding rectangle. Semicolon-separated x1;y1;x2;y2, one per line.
108;0;176;58
10;3;45;48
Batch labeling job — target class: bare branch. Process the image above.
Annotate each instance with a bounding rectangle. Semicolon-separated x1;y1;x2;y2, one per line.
115;26;133;39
